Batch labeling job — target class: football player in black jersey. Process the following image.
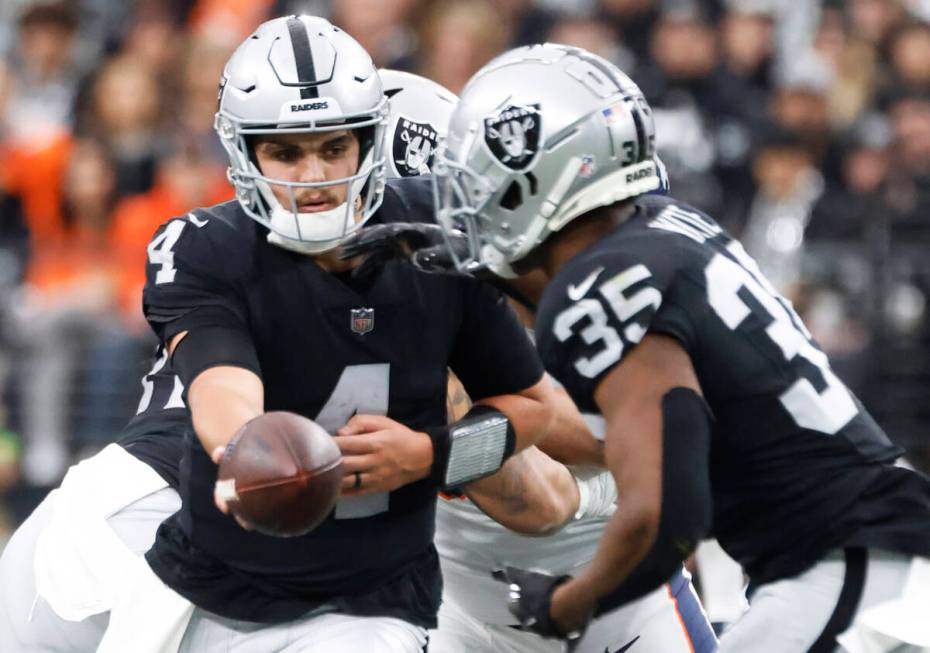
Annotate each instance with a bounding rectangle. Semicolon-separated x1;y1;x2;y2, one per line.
366;44;930;651
0;18;557;653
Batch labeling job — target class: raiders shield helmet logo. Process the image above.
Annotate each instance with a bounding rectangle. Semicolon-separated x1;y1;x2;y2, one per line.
483;103;542;172
393;117;440;177
350;308;374;334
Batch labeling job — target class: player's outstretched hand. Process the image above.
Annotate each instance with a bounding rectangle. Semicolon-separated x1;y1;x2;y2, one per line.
334;415;434;495
491;566;590;648
338;222;471;276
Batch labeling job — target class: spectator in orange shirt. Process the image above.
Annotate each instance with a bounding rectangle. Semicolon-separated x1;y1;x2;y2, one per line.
109;138;233;329
8;139;124;484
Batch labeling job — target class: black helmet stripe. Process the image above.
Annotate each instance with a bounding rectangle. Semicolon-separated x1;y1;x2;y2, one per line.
287;16;319;99
569;47;649;162
629;103;647;163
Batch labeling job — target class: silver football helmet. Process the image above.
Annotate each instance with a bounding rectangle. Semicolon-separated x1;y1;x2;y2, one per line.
214;15;388;254
433;44;661;276
379;69;457;179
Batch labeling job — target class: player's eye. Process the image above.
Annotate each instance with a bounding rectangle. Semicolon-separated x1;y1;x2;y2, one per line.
324;143;348;158
272;148;301;163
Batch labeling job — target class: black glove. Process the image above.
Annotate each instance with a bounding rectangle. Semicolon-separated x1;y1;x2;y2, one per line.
491;566;590;645
339;222;471;276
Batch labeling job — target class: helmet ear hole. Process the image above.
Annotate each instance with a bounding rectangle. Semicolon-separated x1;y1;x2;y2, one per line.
499;180;523;210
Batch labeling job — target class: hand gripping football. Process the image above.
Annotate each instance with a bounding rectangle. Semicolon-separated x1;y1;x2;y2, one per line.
216;412;344;537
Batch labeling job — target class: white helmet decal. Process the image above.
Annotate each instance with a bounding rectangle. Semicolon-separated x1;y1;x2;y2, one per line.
482;103;542;171
393;117;440;177
379;69;458;180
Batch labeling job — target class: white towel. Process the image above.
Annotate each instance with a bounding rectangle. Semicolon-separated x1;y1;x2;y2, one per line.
96;559;193;653
34;444;170;621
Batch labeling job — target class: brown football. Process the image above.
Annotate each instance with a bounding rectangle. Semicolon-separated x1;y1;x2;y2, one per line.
216;412;343;537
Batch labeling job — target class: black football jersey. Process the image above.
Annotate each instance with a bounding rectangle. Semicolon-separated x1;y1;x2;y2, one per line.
535;195;930;589
122;176;544;626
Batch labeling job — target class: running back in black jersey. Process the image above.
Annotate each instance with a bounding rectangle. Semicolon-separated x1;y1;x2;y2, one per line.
123;176;544;626
535;194;930;588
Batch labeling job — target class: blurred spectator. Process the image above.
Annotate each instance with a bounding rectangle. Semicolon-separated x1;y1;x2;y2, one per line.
810;114;893;241
889;21;930;94
600;0;662;64
173;35;237;167
741;126;824;294
332;0;420;69
0;4;80;251
8;139;124;484
491;0;558;48
188;0;275;45
847;0;908;51
643;11;725;219
0;134;72;245
110;138;232;330
82;55;163;198
546;14;632;69
118;1;187;82
883;93;930;234
710;5;777;228
770;51;833;157
419;0;511;94
0;2;80;147
814;6;877;129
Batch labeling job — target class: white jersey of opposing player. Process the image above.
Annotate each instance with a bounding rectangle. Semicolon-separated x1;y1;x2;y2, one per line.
434;414;610;625
436;495;608;624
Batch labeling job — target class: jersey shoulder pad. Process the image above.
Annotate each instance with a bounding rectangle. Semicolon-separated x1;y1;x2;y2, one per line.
380;176;435;226
142;201;253;339
145;201;254;285
535;223;695;409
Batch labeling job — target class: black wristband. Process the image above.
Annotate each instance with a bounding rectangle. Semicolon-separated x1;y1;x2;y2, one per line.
425;404;516;490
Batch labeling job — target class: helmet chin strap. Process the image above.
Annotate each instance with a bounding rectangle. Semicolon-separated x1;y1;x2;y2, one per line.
265;193;366;255
267;229;344;255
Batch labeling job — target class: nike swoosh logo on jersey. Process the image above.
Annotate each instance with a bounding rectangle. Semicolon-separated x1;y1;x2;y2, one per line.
606;635;640;653
567;266;604;301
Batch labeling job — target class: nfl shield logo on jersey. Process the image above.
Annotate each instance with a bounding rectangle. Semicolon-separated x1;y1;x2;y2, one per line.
350;308;375;334
393;117;440;177
483;103;542;171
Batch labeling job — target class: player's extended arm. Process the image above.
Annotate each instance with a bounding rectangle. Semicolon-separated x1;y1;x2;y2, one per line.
548;334;713;632
449;371;607;534
170;330;264;455
463;447;580;535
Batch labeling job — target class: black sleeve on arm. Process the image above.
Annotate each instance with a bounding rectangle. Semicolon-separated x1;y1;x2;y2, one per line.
171;324;262;387
596;386;714;613
449;279;544;400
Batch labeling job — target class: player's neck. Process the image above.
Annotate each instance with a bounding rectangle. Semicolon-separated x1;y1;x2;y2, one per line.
543;202;635;277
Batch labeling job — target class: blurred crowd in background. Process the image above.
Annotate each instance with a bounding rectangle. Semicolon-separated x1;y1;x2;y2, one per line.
1;0;930;541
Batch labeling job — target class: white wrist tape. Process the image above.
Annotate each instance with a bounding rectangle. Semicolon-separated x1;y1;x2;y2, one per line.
571;466;617;521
